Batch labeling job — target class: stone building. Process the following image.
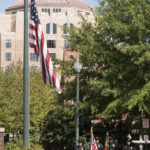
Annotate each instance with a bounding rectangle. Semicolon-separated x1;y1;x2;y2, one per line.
0;0;94;70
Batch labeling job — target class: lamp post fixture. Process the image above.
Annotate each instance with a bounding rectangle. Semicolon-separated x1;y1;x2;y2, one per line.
73;57;83;147
144;135;149;150
139;144;143;150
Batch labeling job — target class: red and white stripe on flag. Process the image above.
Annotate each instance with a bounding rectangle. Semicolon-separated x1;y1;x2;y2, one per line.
90;134;98;150
29;0;62;94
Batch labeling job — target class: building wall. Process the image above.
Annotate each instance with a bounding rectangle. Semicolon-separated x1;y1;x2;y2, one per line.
0;32;16;69
0;14;12;32
0;3;94;70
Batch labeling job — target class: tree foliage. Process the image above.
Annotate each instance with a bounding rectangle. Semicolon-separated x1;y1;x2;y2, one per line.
40;106;75;150
57;0;150;143
40;105;91;150
63;0;150;116
0;62;58;135
0;63;23;133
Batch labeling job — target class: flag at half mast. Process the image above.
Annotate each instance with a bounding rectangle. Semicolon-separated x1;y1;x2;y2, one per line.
29;0;62;94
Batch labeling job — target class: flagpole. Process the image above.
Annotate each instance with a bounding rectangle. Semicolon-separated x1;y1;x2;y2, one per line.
91;127;93;143
23;0;30;147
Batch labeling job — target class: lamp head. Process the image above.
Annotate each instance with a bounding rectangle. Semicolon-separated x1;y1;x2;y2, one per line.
73;57;83;73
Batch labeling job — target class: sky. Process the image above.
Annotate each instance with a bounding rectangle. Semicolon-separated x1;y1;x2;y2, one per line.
0;0;99;14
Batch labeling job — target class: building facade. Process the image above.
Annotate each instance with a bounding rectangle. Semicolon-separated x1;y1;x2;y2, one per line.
0;0;94;70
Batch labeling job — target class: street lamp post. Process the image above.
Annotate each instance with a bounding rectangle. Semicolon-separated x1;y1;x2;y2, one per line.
139;144;143;150
144;135;149;150
73;58;83;147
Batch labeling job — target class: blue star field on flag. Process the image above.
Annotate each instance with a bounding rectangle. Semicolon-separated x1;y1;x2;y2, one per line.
30;0;40;24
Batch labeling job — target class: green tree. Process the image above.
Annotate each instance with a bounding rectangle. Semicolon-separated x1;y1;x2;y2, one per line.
95;0;150;117
30;70;58;134
40;105;91;150
0;62;58;139
40;106;75;150
65;0;150;116
59;0;150;143
0;63;23;132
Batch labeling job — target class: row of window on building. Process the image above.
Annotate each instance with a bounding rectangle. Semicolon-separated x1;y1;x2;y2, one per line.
5;23;73;44
5;39;71;49
42;8;61;14
46;23;74;34
11;8;90;16
4;39;71;62
41;8;90;16
5;52;56;62
43;39;70;48
47;39;71;48
41;8;61;16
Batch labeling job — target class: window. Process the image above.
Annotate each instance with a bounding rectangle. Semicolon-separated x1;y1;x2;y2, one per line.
53;9;56;13
42;8;50;15
30;53;38;62
65;11;68;16
47;40;56;48
85;12;90;16
64;40;71;48
77;10;83;14
5;53;11;61
56;9;59;13
49;53;56;59
70;23;74;30
46;23;50;34
63;23;67;34
48;9;50;15
53;8;61;13
6;40;11;48
53;23;57;34
12;12;16;14
63;23;73;34
45;8;47;12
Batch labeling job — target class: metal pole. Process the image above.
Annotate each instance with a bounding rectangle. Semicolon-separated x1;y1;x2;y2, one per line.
23;0;29;147
75;72;79;147
145;142;148;150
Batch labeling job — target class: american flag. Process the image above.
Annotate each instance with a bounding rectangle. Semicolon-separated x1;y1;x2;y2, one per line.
90;128;98;150
29;0;62;94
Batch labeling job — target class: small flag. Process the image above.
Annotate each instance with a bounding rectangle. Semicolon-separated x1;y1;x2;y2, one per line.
29;0;62;94
104;132;109;150
90;127;98;150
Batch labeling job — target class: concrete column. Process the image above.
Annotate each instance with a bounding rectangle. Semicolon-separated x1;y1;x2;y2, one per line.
0;128;5;150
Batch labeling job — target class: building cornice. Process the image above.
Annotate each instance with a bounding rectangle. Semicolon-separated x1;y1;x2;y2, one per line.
6;0;91;11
